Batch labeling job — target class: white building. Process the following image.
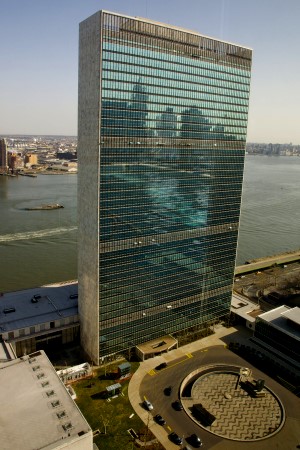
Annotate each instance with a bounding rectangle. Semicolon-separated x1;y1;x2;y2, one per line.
0;350;93;450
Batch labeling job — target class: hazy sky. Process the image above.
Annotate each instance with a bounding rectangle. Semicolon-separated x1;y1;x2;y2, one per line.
1;0;300;143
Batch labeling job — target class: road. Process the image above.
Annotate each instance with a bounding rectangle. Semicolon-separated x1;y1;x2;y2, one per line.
138;345;300;449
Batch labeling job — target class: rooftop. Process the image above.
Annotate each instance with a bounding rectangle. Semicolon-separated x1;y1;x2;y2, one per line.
0;281;78;332
0;350;92;450
258;305;300;340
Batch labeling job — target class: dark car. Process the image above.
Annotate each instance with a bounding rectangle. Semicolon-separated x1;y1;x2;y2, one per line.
189;433;203;448
69;293;78;299
31;294;41;303
172;400;183;411
164;386;172;396
154;414;166;425
155;362;167;370
169;432;183;445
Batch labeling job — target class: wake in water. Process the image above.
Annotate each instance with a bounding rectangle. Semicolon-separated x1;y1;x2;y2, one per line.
0;226;77;243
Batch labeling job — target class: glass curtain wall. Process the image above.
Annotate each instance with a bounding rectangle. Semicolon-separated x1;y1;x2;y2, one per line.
98;12;252;355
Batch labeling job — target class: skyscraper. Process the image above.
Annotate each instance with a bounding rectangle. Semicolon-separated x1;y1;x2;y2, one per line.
0;138;8;172
78;10;252;363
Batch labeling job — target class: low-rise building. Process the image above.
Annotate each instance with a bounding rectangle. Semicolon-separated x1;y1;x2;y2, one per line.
0;350;93;449
0;281;79;357
253;305;300;368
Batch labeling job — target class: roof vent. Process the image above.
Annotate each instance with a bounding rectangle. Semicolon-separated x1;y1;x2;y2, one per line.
57;410;67;419
62;422;73;432
46;390;55;397
51;400;60;408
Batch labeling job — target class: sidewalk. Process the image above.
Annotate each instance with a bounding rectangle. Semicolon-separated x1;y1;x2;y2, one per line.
128;325;242;449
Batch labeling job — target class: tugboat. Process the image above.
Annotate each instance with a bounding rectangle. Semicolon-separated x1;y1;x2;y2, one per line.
25;204;64;211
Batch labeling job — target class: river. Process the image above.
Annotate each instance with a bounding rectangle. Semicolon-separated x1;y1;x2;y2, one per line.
0;155;299;292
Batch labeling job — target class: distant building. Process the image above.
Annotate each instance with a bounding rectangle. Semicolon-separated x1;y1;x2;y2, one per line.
0;350;93;450
57;151;77;160
8;152;24;170
24;153;38;166
78;11;252;363
0;138;8;172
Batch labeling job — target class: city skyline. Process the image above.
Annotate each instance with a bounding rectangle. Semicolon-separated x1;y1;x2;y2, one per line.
1;0;300;143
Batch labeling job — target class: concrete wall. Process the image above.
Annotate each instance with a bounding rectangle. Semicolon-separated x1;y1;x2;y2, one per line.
77;11;101;364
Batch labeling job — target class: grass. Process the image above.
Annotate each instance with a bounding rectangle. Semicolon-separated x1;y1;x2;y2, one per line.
73;361;159;450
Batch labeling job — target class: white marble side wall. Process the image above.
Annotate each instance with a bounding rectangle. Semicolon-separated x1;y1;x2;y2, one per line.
77;11;101;364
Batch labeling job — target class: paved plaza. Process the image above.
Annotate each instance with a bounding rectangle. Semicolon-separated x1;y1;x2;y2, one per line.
182;367;284;441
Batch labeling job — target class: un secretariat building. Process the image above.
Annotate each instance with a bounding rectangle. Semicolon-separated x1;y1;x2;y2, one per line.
78;10;252;364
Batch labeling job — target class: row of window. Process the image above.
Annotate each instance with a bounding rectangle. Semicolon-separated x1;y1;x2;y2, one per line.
97;293;231;355
102;41;251;78
102;56;250;89
102;105;248;122
102;110;248;130
102;63;249;96
102;90;249;115
102;83;249;107
5;316;78;340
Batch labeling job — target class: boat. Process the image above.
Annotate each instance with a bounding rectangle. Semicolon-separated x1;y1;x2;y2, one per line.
25;204;64;211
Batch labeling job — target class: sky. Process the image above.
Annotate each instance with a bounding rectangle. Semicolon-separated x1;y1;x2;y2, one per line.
1;0;300;143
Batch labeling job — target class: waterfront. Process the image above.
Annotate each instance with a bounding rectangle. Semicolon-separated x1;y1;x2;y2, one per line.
0;155;300;292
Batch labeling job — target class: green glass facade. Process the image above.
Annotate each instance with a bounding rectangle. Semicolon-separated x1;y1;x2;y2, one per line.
78;11;252;360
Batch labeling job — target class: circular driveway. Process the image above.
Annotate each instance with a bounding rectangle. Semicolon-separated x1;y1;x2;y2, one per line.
180;365;284;441
137;344;300;449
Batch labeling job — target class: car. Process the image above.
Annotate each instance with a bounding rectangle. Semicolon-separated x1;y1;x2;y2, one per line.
189;433;203;448
154;414;166;425
164;386;172;396
69;293;78;299
155;362;167;370
31;294;41;303
172;400;183;411
169;432;183;445
143;399;153;411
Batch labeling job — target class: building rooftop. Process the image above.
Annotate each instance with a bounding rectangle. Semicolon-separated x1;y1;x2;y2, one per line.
230;294;260;323
100;10;252;50
281;306;300;326
0;350;92;450
258;305;300;340
0;281;78;332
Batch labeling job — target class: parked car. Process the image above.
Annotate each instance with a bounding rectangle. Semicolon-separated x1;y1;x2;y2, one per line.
69;293;78;299
189;433;203;448
169;432;183;445
164;386;172;396
172;400;183;411
155;362;167;370
31;294;41;303
143;399;153;411
154;414;166;425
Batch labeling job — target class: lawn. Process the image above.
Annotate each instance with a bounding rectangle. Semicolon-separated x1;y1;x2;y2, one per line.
73;361;160;449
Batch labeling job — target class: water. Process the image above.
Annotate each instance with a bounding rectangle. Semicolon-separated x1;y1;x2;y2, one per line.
0;156;299;292
0;174;78;292
237;155;300;264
